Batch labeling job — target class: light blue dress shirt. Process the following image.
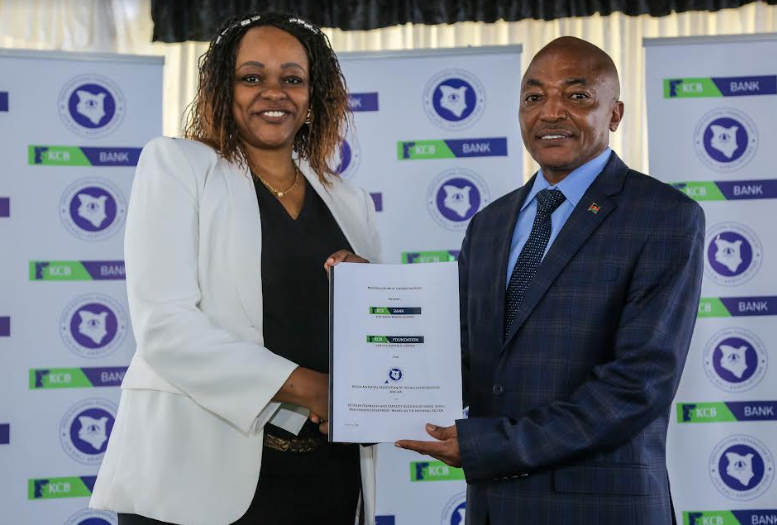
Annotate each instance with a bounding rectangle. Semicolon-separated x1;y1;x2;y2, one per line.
505;148;612;286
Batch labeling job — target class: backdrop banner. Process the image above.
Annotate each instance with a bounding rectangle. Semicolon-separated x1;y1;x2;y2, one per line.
337;46;523;525
645;34;777;525
0;49;163;525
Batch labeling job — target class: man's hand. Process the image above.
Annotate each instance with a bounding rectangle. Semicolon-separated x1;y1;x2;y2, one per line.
395;424;461;467
324;250;369;276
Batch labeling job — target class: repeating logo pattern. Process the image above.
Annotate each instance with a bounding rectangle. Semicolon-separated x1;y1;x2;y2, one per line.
424;70;486;130
64;509;117;525
694;109;757;171
704;222;763;286
60;178;126;241
440;492;467;525
704;328;768;392
333;134;362;180
709;435;774;501
59;398;117;465
58;74;125;138
427;169;490;231
60;294;128;358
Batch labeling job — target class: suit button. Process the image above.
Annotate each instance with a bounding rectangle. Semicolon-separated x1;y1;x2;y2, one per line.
492;384;505;396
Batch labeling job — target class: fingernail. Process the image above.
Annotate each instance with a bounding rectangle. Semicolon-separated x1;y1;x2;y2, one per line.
426;424;437;431
394;442;401;448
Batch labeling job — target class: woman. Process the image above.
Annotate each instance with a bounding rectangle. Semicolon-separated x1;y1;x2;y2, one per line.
89;12;381;525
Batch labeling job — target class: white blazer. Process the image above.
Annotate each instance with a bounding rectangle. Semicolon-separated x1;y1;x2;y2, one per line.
90;137;382;525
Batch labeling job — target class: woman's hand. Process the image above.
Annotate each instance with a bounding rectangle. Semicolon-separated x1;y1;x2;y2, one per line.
272;368;328;421
324;250;369;277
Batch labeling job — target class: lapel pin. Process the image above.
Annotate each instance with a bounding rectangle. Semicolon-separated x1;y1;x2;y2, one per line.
588;202;601;214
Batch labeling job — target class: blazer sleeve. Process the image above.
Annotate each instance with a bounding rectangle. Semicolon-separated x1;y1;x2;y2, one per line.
456;198;705;482
124;137;298;434
362;187;383;264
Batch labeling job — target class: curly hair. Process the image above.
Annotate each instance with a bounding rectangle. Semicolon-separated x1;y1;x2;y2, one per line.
184;12;349;184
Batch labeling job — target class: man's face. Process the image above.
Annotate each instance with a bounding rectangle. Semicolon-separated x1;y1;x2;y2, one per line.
519;47;623;179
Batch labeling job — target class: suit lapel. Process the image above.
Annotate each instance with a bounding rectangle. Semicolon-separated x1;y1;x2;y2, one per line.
502;153;629;349
224;159;265;329
302;165;369;258
495;177;535;339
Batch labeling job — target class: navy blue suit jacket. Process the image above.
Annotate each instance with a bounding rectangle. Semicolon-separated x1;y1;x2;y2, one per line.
455;153;705;525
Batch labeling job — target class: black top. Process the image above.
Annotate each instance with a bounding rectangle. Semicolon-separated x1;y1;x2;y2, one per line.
256;176;352;374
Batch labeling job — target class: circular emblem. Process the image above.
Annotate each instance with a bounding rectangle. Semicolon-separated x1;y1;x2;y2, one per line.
709;435;774;501
440;492;467;525
423;69;486;130
58;74;125;138
387;367;403;383
60;294;128;359
333;134;361;180
694;108;757;172
704;328;768;392
704;222;762;286
64;509;117;525
427;169;490;231
60;178;126;241
60;398;117;465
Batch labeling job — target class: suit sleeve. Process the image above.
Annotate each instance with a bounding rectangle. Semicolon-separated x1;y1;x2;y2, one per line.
455;198;705;482
458;217;475;409
124;137;298;434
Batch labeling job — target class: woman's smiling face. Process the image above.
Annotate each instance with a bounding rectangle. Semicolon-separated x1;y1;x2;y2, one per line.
232;25;310;152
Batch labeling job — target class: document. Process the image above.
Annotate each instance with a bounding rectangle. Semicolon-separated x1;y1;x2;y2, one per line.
329;262;462;443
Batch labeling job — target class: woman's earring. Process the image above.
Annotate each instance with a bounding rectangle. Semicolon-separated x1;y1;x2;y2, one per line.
305;109;312;125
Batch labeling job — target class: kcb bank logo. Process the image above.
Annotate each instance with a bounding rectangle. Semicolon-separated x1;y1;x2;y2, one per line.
64;509;117;525
333;133;361;180
704;328;767;392
440;492;467;525
60;178;126;241
60;398;117;465
427;169;490;231
694;108;757;171
424;69;486;130
60;294;128;358
709;435;774;500
58;74;125;138
704;222;762;286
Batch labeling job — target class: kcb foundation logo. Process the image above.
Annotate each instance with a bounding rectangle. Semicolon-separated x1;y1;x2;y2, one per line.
60;178;126;241
694;108;757;171
64;509;117;525
440;492;467;525
704;222;762;286
709;435;774;501
427;169;490;231
704;328;767;392
58;74;125;138
423;69;486;130
59;398;117;465
60;294;128;358
333;133;361;180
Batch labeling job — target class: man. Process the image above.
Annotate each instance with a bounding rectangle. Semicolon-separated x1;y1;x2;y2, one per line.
396;37;705;525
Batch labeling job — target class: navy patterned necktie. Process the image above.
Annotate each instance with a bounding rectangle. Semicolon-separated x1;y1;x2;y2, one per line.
504;188;567;338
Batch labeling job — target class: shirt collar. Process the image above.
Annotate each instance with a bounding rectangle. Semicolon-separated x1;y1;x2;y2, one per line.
521;148;612;212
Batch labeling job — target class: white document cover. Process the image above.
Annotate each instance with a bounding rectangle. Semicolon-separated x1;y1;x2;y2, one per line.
329;262;463;443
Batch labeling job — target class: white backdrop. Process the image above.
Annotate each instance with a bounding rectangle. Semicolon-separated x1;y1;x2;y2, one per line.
0;49;162;525
646;34;777;525
337;46;523;524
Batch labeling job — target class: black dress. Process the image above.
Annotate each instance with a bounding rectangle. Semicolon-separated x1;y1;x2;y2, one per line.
248;176;361;523
118;178;361;525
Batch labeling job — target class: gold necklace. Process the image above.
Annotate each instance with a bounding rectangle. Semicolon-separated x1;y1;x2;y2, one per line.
255;164;300;198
